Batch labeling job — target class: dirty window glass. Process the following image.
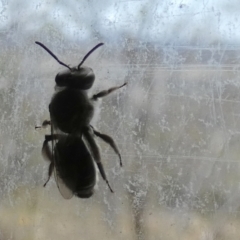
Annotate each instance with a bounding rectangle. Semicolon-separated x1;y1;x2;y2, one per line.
1;1;240;239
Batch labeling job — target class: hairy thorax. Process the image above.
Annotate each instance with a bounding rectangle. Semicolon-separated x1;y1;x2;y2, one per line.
50;88;94;134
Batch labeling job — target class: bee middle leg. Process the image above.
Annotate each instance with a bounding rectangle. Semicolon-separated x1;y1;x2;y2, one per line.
35;120;51;129
43;161;54;187
41;134;57;187
91;82;127;101
83;127;114;193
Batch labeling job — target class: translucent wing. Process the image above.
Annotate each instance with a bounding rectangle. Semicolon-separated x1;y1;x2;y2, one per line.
50;116;73;199
54;148;74;199
54;169;74;199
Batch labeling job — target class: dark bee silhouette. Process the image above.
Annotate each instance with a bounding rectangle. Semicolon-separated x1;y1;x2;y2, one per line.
36;41;126;198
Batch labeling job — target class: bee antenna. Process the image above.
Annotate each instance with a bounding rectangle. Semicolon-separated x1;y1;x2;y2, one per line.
35;41;71;71
78;43;104;69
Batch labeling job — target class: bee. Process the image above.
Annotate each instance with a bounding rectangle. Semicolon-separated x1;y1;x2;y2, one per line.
36;41;126;198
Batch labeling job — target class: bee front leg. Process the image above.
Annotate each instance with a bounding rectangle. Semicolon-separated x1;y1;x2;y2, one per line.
83;127;114;193
91;82;127;101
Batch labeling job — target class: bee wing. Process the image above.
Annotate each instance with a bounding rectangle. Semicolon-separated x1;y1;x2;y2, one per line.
50;118;74;199
53;140;74;199
54;167;74;199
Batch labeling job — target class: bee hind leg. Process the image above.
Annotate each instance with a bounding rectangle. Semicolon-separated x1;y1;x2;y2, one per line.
83;127;114;193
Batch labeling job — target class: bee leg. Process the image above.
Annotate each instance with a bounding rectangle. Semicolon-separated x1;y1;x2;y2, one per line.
96;162;114;193
91;82;127;101
43;162;54;187
41;134;57;187
83;127;114;193
91;127;122;167
35;120;51;129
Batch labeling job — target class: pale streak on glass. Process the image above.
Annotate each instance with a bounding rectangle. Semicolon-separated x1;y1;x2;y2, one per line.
1;0;240;239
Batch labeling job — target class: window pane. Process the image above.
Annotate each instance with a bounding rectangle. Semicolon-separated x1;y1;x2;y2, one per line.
1;1;240;239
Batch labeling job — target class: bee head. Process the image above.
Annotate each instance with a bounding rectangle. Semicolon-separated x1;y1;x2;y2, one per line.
36;41;104;90
55;66;95;89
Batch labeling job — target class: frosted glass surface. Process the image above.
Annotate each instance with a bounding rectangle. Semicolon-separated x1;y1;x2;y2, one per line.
1;1;240;239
